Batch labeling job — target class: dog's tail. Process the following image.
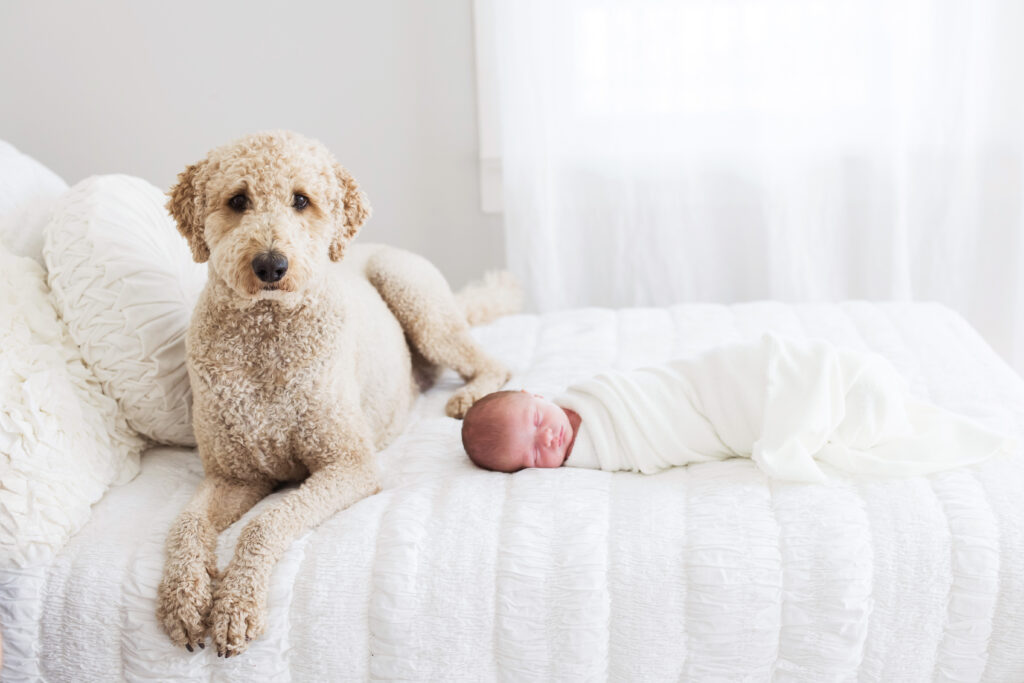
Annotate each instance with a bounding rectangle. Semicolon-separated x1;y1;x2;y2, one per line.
455;270;524;326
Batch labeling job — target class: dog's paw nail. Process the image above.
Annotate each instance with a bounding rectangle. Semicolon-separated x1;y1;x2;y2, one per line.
186;644;193;653
198;642;205;650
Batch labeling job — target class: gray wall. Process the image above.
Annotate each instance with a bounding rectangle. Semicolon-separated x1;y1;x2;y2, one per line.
0;0;504;289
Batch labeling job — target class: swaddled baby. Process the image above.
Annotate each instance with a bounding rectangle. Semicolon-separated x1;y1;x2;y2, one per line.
461;335;1011;483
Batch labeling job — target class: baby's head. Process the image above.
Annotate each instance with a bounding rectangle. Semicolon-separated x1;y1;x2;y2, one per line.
461;390;576;473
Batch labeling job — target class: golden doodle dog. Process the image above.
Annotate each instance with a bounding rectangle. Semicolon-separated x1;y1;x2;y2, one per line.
156;130;515;656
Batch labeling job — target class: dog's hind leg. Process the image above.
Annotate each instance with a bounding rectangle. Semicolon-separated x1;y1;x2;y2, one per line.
365;246;512;418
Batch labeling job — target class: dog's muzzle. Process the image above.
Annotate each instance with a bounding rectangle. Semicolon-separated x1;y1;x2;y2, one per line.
252;251;289;283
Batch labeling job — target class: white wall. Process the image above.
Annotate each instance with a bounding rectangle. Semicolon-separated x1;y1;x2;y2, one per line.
0;0;504;288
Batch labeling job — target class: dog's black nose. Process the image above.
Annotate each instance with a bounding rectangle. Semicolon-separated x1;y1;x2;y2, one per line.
252;252;289;283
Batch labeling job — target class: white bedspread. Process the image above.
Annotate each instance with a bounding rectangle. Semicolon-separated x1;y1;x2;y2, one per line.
3;301;1024;682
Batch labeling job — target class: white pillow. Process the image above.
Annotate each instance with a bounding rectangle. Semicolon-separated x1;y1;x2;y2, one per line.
0;242;144;568
44;175;207;447
0;140;68;264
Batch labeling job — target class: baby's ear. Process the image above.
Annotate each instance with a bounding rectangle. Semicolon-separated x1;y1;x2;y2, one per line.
166;159;210;263
329;162;372;261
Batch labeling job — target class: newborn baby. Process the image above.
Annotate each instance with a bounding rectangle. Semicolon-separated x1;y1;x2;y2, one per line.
462;389;582;472
461;335;1010;482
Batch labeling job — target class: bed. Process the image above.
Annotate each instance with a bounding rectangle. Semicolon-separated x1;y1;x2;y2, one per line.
2;144;1024;682
1;301;1022;681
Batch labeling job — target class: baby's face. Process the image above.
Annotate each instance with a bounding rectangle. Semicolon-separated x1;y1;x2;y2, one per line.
496;392;574;469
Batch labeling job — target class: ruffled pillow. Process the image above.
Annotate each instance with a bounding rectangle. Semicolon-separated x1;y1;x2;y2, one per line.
0;243;144;568
44;175;207;446
0;140;68;264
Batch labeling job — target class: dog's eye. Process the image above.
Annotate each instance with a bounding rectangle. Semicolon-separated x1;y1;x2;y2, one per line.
293;194;309;211
228;194;248;212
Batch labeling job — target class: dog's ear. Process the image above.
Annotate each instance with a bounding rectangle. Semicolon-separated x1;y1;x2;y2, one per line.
166;160;210;263
329;162;371;262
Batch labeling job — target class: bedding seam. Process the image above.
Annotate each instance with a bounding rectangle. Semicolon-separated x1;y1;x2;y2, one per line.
925;473;956;683
603;473;613;681
366;484;397;678
971;465;1002;683
676;468;691;682
37;516;71;681
767;477;784;682
119;502;134;683
853;480;877;683
491;473;513;679
281;528;310;679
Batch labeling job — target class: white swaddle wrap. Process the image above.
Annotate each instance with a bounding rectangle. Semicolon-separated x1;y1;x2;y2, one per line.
557;334;1011;482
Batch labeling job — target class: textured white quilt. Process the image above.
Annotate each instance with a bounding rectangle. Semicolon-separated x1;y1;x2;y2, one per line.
3;302;1024;682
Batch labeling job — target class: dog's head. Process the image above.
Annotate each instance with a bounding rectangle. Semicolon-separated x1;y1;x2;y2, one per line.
167;130;370;301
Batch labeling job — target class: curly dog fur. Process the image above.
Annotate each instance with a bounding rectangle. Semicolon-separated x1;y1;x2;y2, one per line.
156;131;515;656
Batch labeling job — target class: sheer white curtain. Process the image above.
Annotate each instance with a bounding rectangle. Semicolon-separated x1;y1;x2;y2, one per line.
488;0;1024;374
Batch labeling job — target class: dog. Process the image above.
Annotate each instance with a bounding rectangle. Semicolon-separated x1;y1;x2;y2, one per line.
156;130;515;657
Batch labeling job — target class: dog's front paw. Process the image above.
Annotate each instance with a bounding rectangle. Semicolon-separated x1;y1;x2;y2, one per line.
157;558;216;652
446;388;479;419
210;569;267;657
447;367;513;419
